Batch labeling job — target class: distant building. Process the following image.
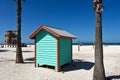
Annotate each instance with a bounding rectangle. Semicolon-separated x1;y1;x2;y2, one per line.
30;25;76;72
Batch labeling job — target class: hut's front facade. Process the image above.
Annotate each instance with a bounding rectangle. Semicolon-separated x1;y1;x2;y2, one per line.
30;25;76;72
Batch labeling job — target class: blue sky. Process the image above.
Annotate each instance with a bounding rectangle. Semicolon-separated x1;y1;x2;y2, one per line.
0;0;120;43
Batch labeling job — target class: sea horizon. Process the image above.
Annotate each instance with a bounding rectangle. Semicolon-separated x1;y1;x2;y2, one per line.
26;42;120;46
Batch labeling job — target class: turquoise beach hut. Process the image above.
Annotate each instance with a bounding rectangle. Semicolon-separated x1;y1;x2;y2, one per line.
30;25;76;72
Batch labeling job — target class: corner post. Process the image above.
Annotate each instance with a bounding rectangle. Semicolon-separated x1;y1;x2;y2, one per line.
71;39;73;63
56;38;60;72
34;39;36;68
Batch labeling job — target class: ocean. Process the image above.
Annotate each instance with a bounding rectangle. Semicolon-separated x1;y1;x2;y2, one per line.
27;42;120;46
73;42;120;45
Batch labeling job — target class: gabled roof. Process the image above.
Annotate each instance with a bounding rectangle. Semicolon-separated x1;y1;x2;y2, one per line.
30;25;76;39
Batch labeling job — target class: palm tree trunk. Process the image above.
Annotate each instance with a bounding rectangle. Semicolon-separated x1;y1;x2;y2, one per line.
16;0;24;63
93;8;106;80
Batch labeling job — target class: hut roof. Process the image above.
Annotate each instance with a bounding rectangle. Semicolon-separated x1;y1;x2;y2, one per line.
30;25;76;39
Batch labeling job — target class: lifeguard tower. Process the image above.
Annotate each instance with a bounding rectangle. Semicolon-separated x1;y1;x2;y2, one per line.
5;30;17;47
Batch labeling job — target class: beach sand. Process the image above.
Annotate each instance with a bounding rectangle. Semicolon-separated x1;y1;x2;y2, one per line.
0;45;120;80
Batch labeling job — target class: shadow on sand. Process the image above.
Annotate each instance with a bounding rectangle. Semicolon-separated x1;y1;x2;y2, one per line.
24;58;94;72
0;59;15;62
107;75;120;80
12;51;34;53
0;57;34;64
22;51;34;52
0;50;10;52
24;57;34;64
24;61;34;64
25;57;34;61
61;59;94;72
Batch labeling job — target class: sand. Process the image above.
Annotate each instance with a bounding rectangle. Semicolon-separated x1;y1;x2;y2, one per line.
0;45;120;80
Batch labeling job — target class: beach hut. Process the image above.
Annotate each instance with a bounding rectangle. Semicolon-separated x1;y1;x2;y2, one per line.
30;25;76;72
